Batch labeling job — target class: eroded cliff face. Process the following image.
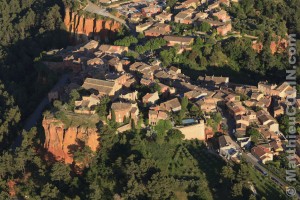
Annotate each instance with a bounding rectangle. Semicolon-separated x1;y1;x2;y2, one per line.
43;118;99;164
252;37;288;54
64;8;121;43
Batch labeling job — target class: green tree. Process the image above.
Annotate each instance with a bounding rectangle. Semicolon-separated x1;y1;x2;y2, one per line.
198;22;211;32
221;166;235;183
50;162;72;183
246;127;260;144
96;96;110;117
166;129;184;144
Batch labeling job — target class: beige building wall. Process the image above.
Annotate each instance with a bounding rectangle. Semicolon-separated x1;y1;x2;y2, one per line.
175;122;205;140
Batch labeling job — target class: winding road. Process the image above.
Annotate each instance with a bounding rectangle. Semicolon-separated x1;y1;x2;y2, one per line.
12;74;70;148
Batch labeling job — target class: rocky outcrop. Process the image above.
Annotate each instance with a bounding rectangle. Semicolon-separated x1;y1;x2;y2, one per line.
252;40;263;53
270;38;288;54
64;8;121;43
43;118;99;164
252;37;288;54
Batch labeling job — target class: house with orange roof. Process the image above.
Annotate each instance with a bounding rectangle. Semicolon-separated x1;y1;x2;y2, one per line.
148;109;169;125
142;92;159;106
98;44;128;55
174;9;194;24
217;23;232;36
155;12;173;23
251;145;273;164
144;23;171;37
108;102;139;124
256;110;279;133
226;101;246;117
142;5;162;17
159;98;182;112
213;10;231;22
74;94;100;115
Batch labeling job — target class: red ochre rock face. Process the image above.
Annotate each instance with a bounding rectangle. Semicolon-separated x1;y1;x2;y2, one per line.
64;8;121;43
252;37;288;54
43;118;99;164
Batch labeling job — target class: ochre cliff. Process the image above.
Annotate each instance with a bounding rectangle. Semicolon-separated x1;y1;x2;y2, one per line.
43;118;99;164
64;8;121;42
252;37;288;54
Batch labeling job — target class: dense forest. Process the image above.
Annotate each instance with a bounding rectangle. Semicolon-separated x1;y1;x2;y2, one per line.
0;0;69;146
159;0;300;84
0;0;299;199
0;125;288;199
0;0;68;114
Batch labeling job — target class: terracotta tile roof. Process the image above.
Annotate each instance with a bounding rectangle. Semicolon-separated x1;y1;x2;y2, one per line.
160;98;181;111
82;78;115;94
111;102;132;111
251;146;267;158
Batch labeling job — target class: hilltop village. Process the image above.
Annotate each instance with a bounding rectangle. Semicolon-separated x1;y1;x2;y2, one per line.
41;0;300;173
1;0;300;199
37;0;300;197
43;37;299;169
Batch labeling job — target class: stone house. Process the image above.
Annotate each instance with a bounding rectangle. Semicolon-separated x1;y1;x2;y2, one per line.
109;102;139;124
184;90;207;100
160;98;182;112
119;90;138;102
206;1;220;12
194;12;208;20
98;45;128;55
198;75;229;87
148;109;169;125
142;5;162;17
225;93;240;102
155;12;173;23
257;81;278;96
251;92;264;101
217;23;232;36
195;98;218;113
144;23;171;37
175;0;200;10
174;10;194;24
219;135;239;160
169;66;181;74
256;110;279;133
251;145;273;164
108;57;123;72
163;35;194;48
74;94;100;115
273;105;284;118
257;126;280;142
140;78;153;86
158;82;174;96
212;10;231;22
226;101;246;117
136;22;154;33
142;92;159;106
82;78;122;98
275;82;296;98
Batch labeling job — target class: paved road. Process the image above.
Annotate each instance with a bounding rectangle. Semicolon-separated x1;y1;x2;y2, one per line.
218;106;300;198
83;0;129;29
12;74;70;148
243;152;287;186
